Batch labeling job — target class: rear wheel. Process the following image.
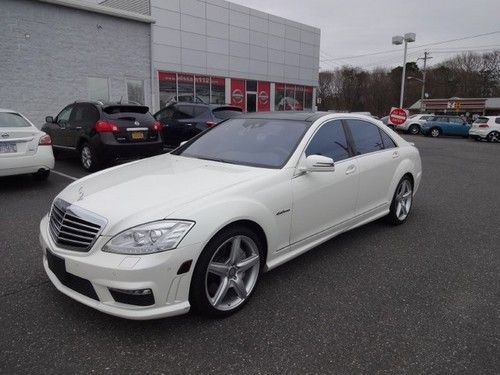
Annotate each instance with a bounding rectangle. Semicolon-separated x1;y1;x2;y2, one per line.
32;169;50;181
430;128;441;138
190;225;263;317
408;124;420;135
385;176;413;225
79;143;100;172
487;131;499;143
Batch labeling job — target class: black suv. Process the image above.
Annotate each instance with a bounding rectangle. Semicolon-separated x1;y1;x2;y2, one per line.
43;102;163;171
153;103;242;147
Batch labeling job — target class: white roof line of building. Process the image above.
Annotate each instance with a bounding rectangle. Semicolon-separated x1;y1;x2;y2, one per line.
38;0;155;24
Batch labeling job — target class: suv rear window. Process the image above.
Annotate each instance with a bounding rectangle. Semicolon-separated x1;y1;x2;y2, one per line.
212;107;242;121
0;112;31;128
474;117;489;123
103;105;149;115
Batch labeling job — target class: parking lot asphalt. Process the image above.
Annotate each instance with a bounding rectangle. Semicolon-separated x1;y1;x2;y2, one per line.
1;135;499;374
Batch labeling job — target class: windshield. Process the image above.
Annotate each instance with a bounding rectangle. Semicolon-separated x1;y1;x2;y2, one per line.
474;117;488;123
0;112;31;128
174;118;310;168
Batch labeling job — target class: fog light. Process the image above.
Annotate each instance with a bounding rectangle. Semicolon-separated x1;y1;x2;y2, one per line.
110;288;152;295
109;288;155;306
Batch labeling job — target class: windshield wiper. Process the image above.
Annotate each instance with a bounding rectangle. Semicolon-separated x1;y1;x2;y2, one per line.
194;156;237;165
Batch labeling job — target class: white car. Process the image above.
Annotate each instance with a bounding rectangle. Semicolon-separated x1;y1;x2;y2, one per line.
0;109;54;179
399;114;434;134
468;116;500;142
39;113;422;319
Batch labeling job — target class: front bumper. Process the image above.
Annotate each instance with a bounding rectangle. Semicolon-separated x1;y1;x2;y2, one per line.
40;215;200;320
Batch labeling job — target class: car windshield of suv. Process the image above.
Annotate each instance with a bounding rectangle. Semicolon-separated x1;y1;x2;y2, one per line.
0;112;31;127
175;118;310;168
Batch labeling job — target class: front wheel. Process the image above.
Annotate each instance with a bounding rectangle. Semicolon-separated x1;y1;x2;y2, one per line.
190;226;263;317
430;128;441;138
385;176;413;225
487;131;499;143
408;124;420;135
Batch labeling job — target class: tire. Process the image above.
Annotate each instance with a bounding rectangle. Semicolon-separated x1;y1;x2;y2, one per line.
79;143;100;172
385;176;413;225
487;131;499;143
189;225;264;318
32;169;50;181
430;128;441;138
408;124;420;135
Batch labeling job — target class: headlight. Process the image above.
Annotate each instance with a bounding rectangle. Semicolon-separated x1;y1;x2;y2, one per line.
103;220;195;255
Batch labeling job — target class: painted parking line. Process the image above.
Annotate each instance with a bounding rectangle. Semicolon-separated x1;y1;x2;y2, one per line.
51;170;79;181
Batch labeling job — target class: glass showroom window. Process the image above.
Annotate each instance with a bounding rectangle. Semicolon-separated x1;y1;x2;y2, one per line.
304;87;313;110
177;74;195;103
275;83;285;111
159;72;177;108
195;75;210;104
87;77;109;102
295;86;305;110
127;79;144;105
211;77;225;104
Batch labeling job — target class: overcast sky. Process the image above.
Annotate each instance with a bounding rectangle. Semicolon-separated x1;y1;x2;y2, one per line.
232;0;500;71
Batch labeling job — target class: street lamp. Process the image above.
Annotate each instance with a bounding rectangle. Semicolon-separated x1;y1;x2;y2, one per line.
392;32;416;108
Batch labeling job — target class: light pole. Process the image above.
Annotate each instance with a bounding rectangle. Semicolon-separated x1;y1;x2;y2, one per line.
407;76;426;112
392;32;416;108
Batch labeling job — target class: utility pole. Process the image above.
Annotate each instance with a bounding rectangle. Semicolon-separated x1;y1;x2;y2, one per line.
417;52;433;113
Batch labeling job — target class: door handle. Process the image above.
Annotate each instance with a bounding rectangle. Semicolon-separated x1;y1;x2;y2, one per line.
345;164;357;175
392;151;399;159
75;126;82;130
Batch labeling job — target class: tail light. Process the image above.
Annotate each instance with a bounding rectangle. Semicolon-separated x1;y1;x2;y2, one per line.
206;121;217;128
151;121;162;132
95;120;120;133
478;124;489;128
39;134;52;145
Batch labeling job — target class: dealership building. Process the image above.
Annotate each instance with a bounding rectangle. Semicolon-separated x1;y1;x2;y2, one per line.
1;0;320;125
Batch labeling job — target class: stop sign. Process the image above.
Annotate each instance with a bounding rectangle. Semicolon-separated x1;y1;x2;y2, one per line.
389;107;408;126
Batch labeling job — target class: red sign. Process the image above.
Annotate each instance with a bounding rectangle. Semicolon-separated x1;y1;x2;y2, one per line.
158;72;176;82
389;107;408;126
257;81;270;112
231;79;245;110
211;77;225;87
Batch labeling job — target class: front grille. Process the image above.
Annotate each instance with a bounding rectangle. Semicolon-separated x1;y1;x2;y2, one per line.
49;198;107;252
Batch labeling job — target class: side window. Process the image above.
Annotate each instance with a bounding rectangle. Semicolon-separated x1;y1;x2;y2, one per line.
56;105;73;124
495;118;500;124
173;106;194;120
346;119;384;155
83;104;100;124
192;106;208;117
380;129;397;149
437;117;448;122
449;117;463;124
70;104;85;122
155;107;175;122
305;120;350;162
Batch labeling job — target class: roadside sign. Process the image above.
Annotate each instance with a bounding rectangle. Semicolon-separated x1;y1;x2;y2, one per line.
388;107;408;126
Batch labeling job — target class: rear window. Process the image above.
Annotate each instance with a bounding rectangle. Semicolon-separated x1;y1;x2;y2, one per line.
474;117;489;123
212;107;242;121
0;112;31;128
103;105;149;115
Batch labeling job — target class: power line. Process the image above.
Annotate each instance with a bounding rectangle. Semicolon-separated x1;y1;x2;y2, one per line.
320;30;500;62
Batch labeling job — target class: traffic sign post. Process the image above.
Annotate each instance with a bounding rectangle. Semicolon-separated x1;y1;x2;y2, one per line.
388;107;409;126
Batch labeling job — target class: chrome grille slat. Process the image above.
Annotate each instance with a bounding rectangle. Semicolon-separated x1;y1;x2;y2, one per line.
48;199;107;252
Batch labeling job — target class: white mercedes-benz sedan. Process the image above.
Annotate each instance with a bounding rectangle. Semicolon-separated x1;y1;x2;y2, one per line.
40;112;422;319
0;109;54;179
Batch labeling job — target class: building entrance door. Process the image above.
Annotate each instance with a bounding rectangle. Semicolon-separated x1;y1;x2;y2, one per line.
246;92;257;112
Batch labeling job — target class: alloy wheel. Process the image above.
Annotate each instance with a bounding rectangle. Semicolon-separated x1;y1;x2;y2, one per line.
395;179;412;221
409;125;419;135
205;235;260;311
81;145;92;169
487;131;499;143
431;129;440;137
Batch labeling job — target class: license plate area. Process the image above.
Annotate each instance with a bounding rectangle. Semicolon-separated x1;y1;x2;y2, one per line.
131;131;145;140
0;142;17;153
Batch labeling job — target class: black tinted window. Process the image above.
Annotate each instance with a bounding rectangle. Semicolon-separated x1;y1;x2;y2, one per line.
57;106;73;123
174;106;194;119
156;108;175;122
380;130;396;149
347;120;384;155
495;118;500;124
192;106;208;117
103;105;149;114
175;119;310;168
305;120;350;161
212;108;242;121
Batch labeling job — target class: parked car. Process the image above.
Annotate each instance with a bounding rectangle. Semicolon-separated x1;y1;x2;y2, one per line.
0;109;54;180
400;114;434;135
165;94;207;106
154;103;242;147
420;115;471;138
42;102;163;172
40;112;422;319
468;116;500;142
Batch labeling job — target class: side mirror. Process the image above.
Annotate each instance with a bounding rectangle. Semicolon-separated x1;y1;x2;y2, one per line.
300;155;335;173
45;116;54;123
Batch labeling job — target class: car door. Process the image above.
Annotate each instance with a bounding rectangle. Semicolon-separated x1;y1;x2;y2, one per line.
290;120;359;244
64;104;84;148
436;116;450;134
345;119;399;215
51;105;73;147
449;117;469;136
174;105;198;143
154;106;175;145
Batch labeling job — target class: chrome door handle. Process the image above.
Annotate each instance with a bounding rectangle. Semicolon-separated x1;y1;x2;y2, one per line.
345;164;357;175
392;151;399;158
